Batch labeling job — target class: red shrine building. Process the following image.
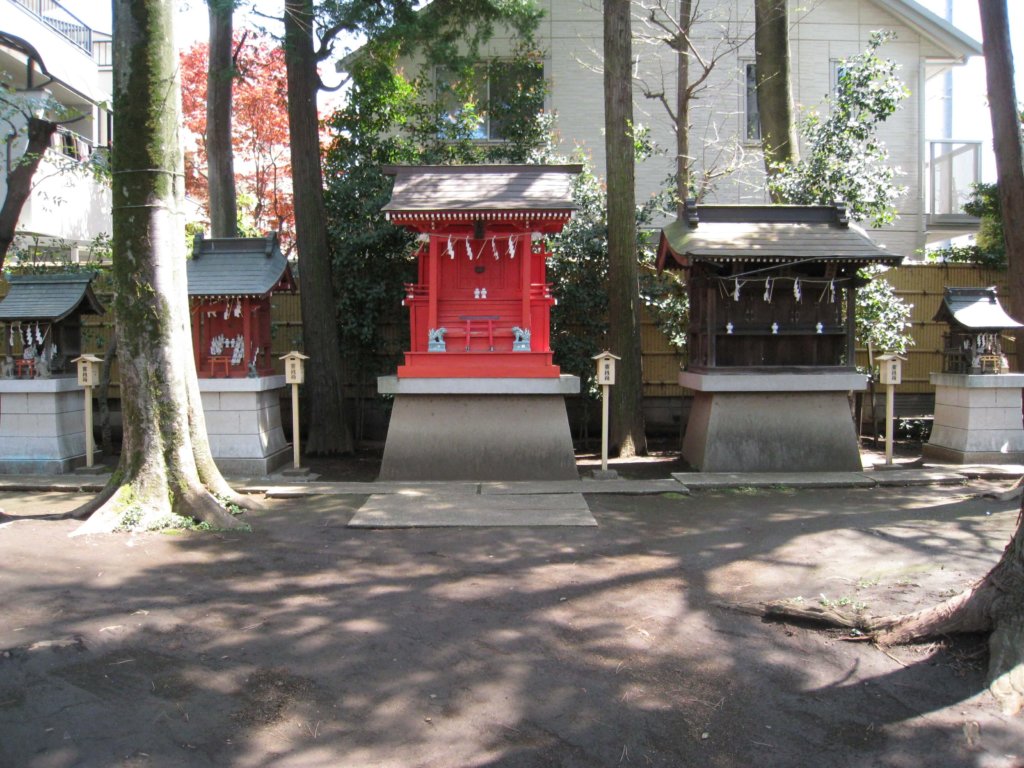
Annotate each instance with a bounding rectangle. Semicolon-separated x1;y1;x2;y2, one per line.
383;164;581;379
377;165;582;481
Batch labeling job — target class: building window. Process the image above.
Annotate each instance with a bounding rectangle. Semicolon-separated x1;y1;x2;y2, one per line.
831;59;847;95
435;60;544;142
744;61;761;142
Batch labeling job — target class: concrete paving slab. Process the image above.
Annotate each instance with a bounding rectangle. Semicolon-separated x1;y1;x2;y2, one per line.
673;472;875;490
0;474;110;492
480;479;687;495
952;464;1024;479
253;481;481;497
348;492;597;528
579;478;688;495
866;469;969;487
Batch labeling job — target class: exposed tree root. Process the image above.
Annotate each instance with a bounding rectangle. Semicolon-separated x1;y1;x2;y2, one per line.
745;512;1024;715
71;477;249;536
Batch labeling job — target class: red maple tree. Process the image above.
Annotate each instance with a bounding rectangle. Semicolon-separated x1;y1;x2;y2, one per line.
181;34;296;253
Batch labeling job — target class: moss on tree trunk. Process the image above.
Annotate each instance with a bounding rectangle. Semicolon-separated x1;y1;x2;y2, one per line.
74;0;257;534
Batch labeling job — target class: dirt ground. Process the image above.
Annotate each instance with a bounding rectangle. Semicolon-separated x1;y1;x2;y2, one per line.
1;455;1023;767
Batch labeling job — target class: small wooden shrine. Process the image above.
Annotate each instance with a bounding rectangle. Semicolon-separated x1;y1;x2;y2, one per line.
0;272;104;378
934;287;1020;374
383;164;582;379
0;272;105;473
925;286;1024;464
187;234;295;475
188;233;295;378
377;165;582;481
657;202;902;472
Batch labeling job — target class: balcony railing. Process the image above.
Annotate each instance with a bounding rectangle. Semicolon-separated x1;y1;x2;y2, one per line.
927;139;982;217
13;0;94;55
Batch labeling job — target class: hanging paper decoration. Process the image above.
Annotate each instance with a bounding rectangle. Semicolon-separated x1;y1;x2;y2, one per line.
507;236;516;259
733;279;743;301
829;279;836;303
763;278;773;303
231;334;246;366
447;235;456;259
793;278;801;302
23;326;31;346
492;239;500;260
35;322;43;345
465;240;474;260
8;325;13;347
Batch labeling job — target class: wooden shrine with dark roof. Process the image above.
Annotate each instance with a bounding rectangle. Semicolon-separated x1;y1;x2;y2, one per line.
656;202;903;473
187;233;295;378
0;272;105;378
657;201;901;372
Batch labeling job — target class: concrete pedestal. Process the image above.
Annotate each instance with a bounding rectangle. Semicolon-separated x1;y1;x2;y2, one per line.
0;376;93;474
679;370;867;472
199;375;290;476
924;373;1024;463
378;376;580;481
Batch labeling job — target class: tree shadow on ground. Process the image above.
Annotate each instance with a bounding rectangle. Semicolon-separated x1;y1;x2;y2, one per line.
0;484;1021;767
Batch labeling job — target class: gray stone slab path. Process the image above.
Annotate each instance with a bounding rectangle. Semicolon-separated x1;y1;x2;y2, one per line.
673;472;876;490
348;491;597;528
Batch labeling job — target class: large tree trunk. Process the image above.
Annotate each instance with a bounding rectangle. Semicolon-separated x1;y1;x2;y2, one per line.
675;0;692;216
0;116;58;268
283;0;354;455
206;0;237;237
604;0;647;458
753;0;798;190
74;0;254;534
980;0;1024;318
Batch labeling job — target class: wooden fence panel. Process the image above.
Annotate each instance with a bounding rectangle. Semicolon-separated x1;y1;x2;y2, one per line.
3;262;1011;403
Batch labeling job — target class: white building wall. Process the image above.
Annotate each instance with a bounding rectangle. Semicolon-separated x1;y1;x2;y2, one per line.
1;0;112;250
462;0;972;262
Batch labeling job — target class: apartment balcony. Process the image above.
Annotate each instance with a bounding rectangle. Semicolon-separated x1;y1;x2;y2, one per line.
12;0;92;54
925;139;982;242
3;0;110;105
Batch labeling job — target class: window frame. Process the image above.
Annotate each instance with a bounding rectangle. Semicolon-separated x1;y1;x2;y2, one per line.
434;59;544;143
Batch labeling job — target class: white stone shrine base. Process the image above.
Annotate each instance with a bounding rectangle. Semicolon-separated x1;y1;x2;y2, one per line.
679;370;866;473
924;373;1024;464
0;377;92;474
377;376;580;481
199;375;290;476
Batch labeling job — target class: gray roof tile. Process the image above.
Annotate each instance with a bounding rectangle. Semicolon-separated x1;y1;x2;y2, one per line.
933;287;1023;330
0;273;104;322
187;235;295;297
382;164;582;212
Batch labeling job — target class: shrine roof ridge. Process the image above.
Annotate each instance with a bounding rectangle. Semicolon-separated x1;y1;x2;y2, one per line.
933;286;1023;330
0;271;104;322
656;203;903;272
187;234;295;298
382;164;583;213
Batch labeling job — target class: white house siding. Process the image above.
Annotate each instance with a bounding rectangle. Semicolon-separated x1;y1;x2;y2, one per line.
427;0;975;262
0;0;112;250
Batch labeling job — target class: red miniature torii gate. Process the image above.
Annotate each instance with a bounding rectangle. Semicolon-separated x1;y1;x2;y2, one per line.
383;165;581;379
